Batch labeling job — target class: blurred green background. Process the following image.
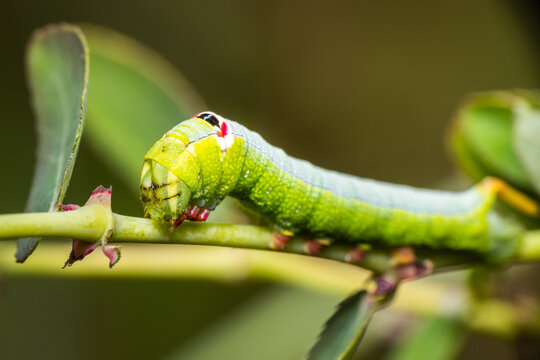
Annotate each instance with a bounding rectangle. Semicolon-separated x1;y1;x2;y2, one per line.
1;0;540;359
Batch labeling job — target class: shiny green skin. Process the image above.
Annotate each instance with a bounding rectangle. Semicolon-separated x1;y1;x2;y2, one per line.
142;116;520;255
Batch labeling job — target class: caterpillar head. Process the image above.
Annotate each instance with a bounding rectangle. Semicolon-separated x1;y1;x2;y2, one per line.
140;112;230;226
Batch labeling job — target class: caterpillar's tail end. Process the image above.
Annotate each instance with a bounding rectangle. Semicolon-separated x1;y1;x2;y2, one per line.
140;159;191;224
479;177;540;217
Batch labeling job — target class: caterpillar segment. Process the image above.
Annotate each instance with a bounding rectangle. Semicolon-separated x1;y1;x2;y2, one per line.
141;112;537;257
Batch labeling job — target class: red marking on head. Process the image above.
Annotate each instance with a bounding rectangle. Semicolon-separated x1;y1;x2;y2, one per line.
220;121;228;136
192;112;202;119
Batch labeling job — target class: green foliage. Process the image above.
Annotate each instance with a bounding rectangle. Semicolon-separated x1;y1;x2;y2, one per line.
450;91;540;197
16;24;89;262
514;99;540;195
6;21;540;360
308;290;375;360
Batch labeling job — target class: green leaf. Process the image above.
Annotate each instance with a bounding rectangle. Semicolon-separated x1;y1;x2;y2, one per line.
514;103;540;196
451;92;531;192
449;123;492;182
80;24;205;193
16;24;89;262
387;316;464;360
308;290;375;360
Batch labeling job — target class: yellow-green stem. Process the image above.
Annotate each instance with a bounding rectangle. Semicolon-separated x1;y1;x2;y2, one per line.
0;205;108;240
0;209;392;273
1;209;540;271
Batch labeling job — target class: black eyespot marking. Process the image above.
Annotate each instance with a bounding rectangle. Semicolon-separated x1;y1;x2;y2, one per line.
198;112;220;127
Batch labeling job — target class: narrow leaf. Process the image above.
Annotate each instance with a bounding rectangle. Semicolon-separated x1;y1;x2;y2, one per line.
308;290;376;360
449;123;492;181
450;92;531;192
514;103;540;196
16;24;89;262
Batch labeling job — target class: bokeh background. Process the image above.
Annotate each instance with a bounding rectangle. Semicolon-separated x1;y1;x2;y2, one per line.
1;1;540;359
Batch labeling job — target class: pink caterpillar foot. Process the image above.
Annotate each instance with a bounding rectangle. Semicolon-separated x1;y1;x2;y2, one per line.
390;246;433;281
271;232;291;250
345;247;367;264
197;209;210;221
395;259;433;282
304;239;323;255
184;205;211;222
188;205;200;220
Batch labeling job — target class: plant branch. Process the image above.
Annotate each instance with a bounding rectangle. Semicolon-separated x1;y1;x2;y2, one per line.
112;214;395;273
0;208;394;273
1;200;539;339
1;207;540;273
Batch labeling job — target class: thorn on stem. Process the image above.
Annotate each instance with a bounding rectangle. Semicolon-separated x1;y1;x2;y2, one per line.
59;204;80;212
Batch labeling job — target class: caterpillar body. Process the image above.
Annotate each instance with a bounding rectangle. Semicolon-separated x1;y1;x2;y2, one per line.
140;112;537;255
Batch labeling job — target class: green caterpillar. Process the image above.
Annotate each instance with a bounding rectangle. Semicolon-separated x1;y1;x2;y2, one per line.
140;112;538;256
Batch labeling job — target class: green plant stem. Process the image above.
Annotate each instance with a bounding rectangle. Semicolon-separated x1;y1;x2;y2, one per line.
1;209;540;339
1;208;540;272
0;208;392;273
112;214;393;273
0;205;108;240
